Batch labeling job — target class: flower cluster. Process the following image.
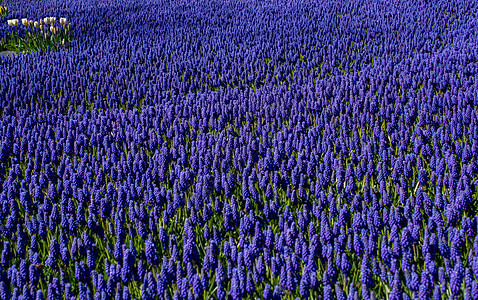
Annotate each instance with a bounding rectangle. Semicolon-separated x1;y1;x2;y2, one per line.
4;16;71;53
0;0;478;299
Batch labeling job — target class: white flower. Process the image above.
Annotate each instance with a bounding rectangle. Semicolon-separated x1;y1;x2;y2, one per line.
50;17;56;24
8;19;19;26
34;21;39;28
44;17;50;25
50;25;55;33
60;18;67;26
22;18;28;26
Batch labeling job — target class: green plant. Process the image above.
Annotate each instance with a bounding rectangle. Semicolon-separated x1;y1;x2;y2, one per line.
0;37;7;51
0;6;8;17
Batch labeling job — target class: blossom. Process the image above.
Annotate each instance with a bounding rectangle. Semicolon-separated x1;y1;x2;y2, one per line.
7;19;18;26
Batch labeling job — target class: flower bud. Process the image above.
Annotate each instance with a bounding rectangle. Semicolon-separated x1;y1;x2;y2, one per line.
34;21;39;28
50;25;55;33
60;18;66;26
44;17;50;25
22;18;28;26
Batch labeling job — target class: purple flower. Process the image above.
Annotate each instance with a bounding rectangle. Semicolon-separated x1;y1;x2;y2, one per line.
263;284;272;300
75;261;89;283
472;281;478;300
230;269;241;300
418;168;428;186
438;267;447;294
217;281;226;300
145;235;159;266
35;289;44;300
334;282;345;300
450;258;465;296
45;237;60;267
299;269;310;298
121;249;134;283
323;284;333;300
431;285;441;300
360;256;373;290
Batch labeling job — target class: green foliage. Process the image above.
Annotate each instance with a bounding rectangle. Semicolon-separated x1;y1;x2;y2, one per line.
0;37;7;51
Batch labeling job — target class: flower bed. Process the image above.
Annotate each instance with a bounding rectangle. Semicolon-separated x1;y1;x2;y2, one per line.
0;0;477;299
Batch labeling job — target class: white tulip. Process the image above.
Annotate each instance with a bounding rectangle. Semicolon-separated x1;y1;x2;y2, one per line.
7;19;17;26
50;17;56;24
60;18;67;26
34;21;39;28
44;17;50;25
22;18;28;26
50;25;55;33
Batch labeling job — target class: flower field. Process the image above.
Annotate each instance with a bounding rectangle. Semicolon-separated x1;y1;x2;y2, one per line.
1;0;478;299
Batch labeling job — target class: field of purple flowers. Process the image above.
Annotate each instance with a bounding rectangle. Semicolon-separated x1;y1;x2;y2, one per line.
1;0;478;299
